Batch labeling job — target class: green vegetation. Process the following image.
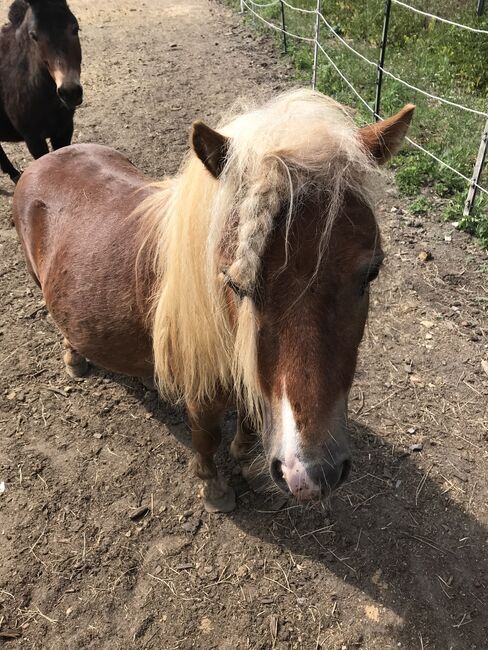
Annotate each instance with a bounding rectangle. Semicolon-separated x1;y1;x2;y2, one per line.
409;196;432;215
229;0;488;245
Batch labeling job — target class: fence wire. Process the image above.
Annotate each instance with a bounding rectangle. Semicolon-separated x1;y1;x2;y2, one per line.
269;1;488;117
245;0;281;8
242;1;315;41
316;10;488;118
238;0;488;209
279;0;488;34
391;0;488;35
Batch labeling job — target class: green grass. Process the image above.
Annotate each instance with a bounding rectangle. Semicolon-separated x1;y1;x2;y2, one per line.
228;0;488;245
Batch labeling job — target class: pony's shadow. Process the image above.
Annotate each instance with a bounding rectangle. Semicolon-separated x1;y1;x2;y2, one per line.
93;370;486;647
102;369;244;450
90;368;189;444
229;421;487;648
0;186;13;198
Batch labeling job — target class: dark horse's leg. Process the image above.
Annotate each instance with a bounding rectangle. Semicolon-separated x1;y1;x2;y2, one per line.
51;121;74;151
24;136;49;160
188;398;236;513
0;144;21;183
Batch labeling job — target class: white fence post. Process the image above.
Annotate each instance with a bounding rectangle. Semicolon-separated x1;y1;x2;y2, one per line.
464;118;488;216
311;0;321;89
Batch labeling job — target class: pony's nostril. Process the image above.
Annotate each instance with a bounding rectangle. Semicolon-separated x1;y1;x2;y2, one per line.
58;84;83;107
337;458;351;487
308;455;351;491
270;458;284;484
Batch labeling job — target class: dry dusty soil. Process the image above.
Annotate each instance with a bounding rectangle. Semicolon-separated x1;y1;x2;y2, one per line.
0;0;487;648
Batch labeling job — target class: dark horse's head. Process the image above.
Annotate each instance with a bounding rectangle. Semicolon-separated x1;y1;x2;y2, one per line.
10;0;83;108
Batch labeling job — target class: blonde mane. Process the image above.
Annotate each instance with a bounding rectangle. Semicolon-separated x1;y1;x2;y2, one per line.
137;89;380;421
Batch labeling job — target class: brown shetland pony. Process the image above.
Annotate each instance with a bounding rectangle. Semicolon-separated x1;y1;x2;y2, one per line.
13;90;414;512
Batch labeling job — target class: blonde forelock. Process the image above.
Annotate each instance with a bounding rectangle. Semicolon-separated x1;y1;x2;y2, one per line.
135;89;381;422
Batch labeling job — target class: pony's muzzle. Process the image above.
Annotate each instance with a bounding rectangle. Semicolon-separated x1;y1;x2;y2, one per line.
58;82;83;108
307;454;351;492
270;452;351;500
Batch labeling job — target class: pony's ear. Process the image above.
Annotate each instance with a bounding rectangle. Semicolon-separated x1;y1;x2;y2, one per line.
359;104;415;165
192;121;229;178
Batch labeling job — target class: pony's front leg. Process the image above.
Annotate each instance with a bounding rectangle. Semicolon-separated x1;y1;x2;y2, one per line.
51;122;74;150
0;144;21;183
24;136;49;160
188;399;236;513
230;410;258;479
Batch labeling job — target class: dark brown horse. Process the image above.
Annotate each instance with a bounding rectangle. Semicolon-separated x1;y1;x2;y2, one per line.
0;0;82;182
13;90;414;512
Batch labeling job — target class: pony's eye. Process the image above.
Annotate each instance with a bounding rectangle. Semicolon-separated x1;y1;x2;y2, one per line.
366;265;381;283
221;270;251;301
360;261;383;296
72;26;80;35
29;30;38;41
226;278;249;300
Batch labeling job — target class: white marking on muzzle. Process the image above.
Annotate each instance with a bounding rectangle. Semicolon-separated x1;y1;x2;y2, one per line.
280;384;320;499
52;68;80;90
52;68;65;89
281;389;299;466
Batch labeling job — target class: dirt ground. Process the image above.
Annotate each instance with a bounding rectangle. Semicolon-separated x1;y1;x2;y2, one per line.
0;0;487;648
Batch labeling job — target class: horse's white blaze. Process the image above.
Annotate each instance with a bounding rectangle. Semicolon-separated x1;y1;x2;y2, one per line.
280;383;320;498
52;67;80;89
281;388;299;465
52;68;65;89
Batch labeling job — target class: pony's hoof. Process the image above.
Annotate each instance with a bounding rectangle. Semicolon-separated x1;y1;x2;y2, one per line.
140;376;156;390
65;361;88;379
239;461;254;482
230;440;260;485
64;355;88;378
242;469;270;495
230;438;249;464
202;479;236;513
63;339;88;378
